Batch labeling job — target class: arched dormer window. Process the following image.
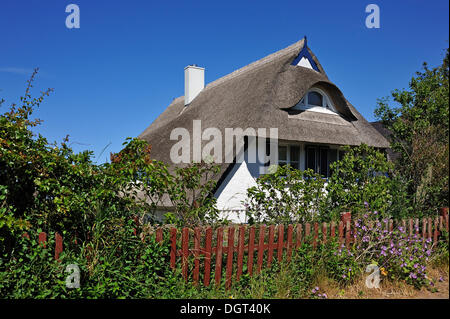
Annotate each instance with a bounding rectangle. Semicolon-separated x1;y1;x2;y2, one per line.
294;88;337;114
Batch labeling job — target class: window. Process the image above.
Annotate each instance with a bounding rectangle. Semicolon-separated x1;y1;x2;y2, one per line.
308;91;323;106
305;146;338;178
278;145;300;169
294;88;336;113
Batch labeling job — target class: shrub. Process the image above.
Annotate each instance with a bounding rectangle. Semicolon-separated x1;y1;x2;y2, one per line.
245;165;327;224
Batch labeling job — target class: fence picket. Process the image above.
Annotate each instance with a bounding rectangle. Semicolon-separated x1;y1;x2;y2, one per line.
248;226;256;276
215;227;224;286
295;224;302;249
277;225;284;262
427;218;432;241
156;228;163;243
434;217;439;244
267;225;275;267
225;227;235;290
305;223;311;243
193;227;201;285
345;221;351;248
313;223;319;249
170;228;177;269
287;224;293;262
38;232;47;248
257;225;265;274
204;227;213;286
322;222;327;244
182;228;189;281
422;218;427;242
55;232;63;261
236;226;245;282
338;221;344;244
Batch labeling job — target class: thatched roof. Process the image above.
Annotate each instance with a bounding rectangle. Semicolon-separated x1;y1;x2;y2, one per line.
138;37;390;178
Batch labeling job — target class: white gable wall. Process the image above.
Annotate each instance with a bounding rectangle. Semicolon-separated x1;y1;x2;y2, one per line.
296;57;313;69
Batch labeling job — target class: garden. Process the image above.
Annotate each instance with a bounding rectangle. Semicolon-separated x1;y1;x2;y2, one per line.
0;50;448;299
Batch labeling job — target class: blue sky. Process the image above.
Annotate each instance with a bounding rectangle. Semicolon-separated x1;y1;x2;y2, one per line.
1;0;448;162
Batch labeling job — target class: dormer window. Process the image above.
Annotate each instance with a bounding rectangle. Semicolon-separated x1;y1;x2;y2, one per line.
308;91;323;106
294;88;336;114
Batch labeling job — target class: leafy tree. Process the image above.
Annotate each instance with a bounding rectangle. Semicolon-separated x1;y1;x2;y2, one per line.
375;48;449;215
326;144;411;220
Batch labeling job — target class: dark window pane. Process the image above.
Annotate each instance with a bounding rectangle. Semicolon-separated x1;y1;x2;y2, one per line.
290;146;300;162
279;146;287;161
306;147;316;172
308;91;323;106
320;148;328;176
290;162;299;170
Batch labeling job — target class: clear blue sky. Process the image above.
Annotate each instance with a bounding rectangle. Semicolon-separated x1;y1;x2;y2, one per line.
1;0;448;162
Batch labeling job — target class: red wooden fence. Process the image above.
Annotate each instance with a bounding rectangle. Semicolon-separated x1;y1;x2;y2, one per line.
28;210;449;290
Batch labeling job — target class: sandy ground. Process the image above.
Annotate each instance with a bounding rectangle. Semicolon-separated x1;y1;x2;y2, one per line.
318;266;449;299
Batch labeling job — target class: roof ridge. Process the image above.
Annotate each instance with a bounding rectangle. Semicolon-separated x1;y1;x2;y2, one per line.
168;38;305;104
205;38;305;90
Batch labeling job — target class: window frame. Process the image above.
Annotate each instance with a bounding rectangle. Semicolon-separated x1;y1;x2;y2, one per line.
295;88;337;114
278;144;301;170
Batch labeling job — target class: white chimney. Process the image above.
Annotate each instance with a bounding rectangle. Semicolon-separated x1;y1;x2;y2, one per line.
184;65;204;105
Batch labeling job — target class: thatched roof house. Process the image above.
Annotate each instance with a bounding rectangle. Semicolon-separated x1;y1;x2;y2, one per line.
138;37;389;222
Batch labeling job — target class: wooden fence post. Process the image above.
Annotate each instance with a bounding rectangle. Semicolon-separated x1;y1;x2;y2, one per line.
256;225;265;274
322;222;327;244
193;227;201;285
286;224;293;262
277;225;284;262
345;221;351;248
181;227;189;281
295;224;302;249
55;232;63;261
215;227;224;286
170;228;177;270
225;227;235;290
338;221;344;245
313;222;319;249
38;232;47;248
236;226;245;282
204;227;213;287
267;225;275;267
247;226;256;276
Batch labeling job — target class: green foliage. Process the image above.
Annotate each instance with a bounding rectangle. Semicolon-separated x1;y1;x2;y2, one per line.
246;144;411;223
326;144;411;220
246;165;327;224
375;48;449;215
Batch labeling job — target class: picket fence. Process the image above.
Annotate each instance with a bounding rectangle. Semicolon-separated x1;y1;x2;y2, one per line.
29;208;449;290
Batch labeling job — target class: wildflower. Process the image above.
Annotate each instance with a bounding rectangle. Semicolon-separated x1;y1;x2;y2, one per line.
439;276;444;282
380;267;388;276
